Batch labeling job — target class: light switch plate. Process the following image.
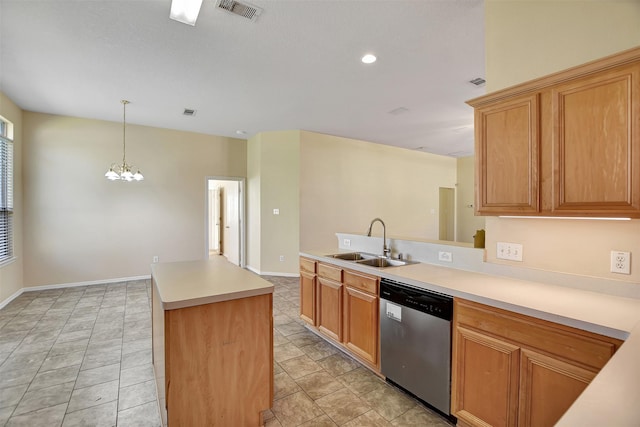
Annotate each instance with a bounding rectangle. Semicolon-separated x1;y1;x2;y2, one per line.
497;242;523;262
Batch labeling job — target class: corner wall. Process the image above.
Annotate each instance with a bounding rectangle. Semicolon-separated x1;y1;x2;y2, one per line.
246;131;300;275
484;1;640;283
456;156;485;243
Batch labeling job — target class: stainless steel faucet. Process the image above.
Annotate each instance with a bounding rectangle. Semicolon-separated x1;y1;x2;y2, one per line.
367;218;390;258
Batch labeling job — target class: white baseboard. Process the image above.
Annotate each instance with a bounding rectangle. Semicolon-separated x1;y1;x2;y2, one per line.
244;265;299;278
0;275;152;308
0;288;24;310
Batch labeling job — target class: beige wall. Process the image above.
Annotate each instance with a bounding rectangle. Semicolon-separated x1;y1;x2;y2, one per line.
484;1;640;282
486;0;640;92
246;131;300;275
22;111;246;287
456;156;485;244
0;92;24;302
246;135;261;272
300;131;457;252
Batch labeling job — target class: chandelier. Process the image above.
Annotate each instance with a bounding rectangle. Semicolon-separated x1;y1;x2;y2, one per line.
105;100;144;182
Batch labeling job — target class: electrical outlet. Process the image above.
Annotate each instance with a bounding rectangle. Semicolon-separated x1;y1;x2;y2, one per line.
438;251;452;262
273;208;279;215
343;239;351;247
610;251;630;274
152;256;159;263
279;255;285;262
496;242;523;262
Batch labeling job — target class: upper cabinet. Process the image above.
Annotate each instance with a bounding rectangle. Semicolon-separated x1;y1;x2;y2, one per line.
468;46;640;217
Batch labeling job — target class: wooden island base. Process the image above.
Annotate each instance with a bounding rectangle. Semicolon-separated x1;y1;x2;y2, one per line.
151;258;274;426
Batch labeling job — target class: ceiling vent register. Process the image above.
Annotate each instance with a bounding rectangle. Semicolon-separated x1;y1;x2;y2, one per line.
216;0;263;21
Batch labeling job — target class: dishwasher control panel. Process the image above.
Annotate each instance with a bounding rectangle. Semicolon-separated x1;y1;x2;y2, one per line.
380;278;452;321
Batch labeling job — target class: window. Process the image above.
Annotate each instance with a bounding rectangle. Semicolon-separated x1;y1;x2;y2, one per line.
0;117;13;263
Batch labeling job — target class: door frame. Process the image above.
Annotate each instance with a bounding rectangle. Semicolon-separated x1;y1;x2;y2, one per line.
205;176;246;267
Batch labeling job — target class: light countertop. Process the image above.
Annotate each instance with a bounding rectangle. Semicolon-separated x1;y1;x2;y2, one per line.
301;250;640;427
151;257;274;310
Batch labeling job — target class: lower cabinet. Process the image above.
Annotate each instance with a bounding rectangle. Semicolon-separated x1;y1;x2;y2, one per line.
317;276;343;342
299;257;380;370
343;278;379;365
452;299;622;427
299;258;317;326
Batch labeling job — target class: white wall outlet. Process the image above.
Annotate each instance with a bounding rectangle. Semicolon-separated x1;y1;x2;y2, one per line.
438;251;452;262
273;208;279;215
610;251;631;274
343;239;351;247
152;256;159;263
279;255;285;262
496;242;523;262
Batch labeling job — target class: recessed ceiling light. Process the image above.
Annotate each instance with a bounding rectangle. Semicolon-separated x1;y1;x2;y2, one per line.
236;130;248;135
361;54;377;64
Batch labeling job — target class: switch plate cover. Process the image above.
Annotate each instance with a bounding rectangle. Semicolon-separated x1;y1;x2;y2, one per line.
497;242;523;262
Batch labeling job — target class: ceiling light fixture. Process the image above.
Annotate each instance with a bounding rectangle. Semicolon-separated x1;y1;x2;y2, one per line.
170;0;204;26
361;54;377;64
105;100;144;182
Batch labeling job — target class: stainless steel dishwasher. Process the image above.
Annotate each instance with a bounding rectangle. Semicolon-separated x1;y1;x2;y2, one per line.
379;277;453;416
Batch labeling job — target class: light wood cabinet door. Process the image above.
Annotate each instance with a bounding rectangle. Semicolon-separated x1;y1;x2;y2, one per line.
475;93;540;214
452;326;520;427
518;348;596;427
343;286;378;365
552;63;640;215
317;277;343;342
300;270;316;326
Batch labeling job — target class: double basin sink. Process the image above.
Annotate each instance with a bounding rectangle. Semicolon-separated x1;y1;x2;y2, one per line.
325;252;417;268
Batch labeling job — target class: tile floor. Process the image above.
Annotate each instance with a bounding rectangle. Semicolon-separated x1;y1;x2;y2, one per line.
0;275;454;427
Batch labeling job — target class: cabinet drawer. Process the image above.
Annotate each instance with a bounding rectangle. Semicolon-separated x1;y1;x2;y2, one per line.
318;263;342;282
343;270;378;295
454;299;622;370
300;257;316;274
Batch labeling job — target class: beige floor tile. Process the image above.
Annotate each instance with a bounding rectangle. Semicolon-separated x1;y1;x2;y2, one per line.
361;384;417;421
272;391;326;427
317;352;360;377
298;414;338;426
295;371;344;400
315;388;371;425
342;409;392;427
274;371;301;400
280;355;323;379
337;367;387;395
274;342;305;363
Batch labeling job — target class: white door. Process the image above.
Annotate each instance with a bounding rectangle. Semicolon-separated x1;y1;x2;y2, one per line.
223;181;240;265
209;188;221;256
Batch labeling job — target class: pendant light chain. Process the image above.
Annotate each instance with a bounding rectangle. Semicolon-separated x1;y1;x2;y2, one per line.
122;100;128;165
104;99;144;182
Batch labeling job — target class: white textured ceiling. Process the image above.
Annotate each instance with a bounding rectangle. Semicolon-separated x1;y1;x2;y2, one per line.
0;0;485;157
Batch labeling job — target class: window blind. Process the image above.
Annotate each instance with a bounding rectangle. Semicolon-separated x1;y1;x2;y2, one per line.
0;132;13;262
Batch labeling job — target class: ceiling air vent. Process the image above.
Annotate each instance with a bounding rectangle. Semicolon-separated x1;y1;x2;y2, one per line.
183;108;197;116
216;0;263;22
469;77;486;87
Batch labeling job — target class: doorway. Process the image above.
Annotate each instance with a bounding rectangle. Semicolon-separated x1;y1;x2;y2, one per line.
206;177;245;267
439;187;455;241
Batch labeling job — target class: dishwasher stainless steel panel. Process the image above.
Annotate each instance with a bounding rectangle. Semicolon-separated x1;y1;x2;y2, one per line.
379;278;453;416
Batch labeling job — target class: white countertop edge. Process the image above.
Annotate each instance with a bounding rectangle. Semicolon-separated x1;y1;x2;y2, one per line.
300;251;634;340
302;250;640;425
159;286;274;311
556;321;640;427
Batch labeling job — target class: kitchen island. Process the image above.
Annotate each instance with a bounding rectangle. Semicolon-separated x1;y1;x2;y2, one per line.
301;249;640;427
151;257;274;426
